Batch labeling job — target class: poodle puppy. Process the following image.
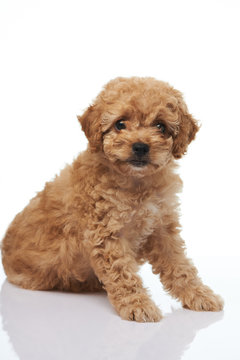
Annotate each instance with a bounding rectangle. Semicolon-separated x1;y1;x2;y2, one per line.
1;77;224;322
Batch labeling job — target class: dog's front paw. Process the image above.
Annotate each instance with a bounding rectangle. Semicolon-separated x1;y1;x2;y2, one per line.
182;285;224;312
118;295;162;322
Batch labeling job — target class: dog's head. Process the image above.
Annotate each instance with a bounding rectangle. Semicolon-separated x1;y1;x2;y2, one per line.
78;77;199;177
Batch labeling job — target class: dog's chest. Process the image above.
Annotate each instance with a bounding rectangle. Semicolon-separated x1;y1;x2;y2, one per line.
118;195;160;249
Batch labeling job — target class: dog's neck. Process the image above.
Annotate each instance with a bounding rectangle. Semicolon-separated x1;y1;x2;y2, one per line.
76;149;179;193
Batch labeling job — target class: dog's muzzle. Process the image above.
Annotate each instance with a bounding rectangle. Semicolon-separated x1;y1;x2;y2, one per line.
128;142;149;167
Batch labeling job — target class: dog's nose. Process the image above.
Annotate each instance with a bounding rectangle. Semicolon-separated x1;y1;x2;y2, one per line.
132;142;149;157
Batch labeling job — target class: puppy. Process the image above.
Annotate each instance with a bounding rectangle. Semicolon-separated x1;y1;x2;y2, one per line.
1;77;223;322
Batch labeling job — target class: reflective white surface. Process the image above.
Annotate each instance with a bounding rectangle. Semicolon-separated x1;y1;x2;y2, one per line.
0;257;239;360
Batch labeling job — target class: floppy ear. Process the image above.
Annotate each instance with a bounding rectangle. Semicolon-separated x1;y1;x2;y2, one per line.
172;111;199;159
77;105;102;152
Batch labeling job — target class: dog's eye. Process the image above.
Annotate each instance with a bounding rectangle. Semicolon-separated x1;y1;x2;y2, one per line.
156;122;166;134
115;119;126;131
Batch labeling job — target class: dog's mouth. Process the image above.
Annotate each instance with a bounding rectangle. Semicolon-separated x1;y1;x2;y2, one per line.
128;159;149;167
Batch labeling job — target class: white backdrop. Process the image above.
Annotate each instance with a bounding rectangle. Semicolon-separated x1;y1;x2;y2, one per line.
0;0;239;257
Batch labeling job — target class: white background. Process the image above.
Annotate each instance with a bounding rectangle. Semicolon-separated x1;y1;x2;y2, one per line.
0;1;240;359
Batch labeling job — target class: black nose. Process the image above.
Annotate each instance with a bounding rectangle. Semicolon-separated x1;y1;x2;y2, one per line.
132;142;149;157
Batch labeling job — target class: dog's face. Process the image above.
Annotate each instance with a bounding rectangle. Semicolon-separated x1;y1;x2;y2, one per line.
78;77;199;177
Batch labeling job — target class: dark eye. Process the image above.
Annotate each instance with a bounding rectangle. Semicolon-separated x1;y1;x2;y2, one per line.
115;119;126;131
156;122;166;134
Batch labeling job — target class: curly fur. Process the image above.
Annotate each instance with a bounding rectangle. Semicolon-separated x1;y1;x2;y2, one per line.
1;77;223;322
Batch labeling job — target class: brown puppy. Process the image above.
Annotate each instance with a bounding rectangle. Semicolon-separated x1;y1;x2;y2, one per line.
1;77;223;322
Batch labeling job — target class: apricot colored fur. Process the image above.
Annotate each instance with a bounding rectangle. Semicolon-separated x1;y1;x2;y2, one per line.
1;77;223;322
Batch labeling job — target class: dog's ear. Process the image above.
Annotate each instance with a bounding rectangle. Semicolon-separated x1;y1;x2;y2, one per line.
77;105;102;152
172;106;200;159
